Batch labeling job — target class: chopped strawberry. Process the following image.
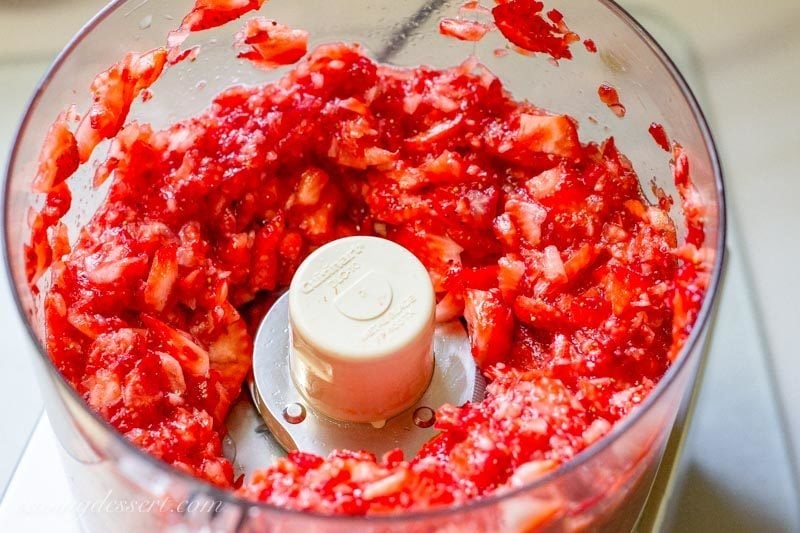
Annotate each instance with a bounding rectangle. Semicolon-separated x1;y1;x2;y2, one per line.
498;254;526;301
217;232;252;285
326;110;396;170
235;17;309;70
158;352;187;395
672;144;706;247
92;122;154;189
435;265;500;323
493;212;518;249
513;295;571;331
142;315;210;377
406;115;464;150
541;245;567;282
125;407;234;487
517;113;581;159
25;225;52;286
32;112;79;193
562;243;596;279
601;265;649;317
463;289;515;367
419;150;464;182
443;265;500;294
249;215;283;292
505;197;547;246
390;226;463;291
525;164;565;200
291;167;329;207
435;291;464;323
383;165;428;192
438;18;492;43
179;0;267;32
75;48;168;162
277;231;305;286
26;184;73;286
143;245;179;312
207;318;252;418
50;222;72;263
492;0;579;60
82;368;122;417
67;309;126;340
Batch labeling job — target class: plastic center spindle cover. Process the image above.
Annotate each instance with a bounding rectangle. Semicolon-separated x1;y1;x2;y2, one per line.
288;236;436;424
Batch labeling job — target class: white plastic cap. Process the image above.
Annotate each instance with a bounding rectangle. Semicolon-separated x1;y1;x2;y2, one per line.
288;236;435;424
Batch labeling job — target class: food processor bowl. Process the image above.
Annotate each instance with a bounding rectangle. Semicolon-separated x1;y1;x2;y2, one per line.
2;0;725;531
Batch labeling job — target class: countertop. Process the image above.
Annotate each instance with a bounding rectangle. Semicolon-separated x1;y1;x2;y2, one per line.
1;0;798;530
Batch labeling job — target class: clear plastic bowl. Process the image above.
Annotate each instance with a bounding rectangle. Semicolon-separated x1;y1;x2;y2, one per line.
2;0;725;531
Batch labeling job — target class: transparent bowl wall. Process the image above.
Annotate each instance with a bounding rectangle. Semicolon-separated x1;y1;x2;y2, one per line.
3;0;725;531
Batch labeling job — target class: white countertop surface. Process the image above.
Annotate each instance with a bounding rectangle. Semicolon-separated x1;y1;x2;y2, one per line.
1;1;799;531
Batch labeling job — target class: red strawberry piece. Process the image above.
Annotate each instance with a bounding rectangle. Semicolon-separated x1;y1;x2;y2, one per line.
443;265;500;294
439;18;492;43
291;167;329;207
492;0;578;60
541;245;567;282
498;254;526;301
235;17;309;70
505;197;547;246
463;288;515;367
390;226;464;291
435;291;464;323
32;112;79;193
249;215;284;292
517;113;580;159
208;318;252;407
144;245;179;312
513;294;571;331
180;0;267;33
142;314;210;377
75;48;168;162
